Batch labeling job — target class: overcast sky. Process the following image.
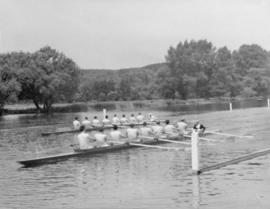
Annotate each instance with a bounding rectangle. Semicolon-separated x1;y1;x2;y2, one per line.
0;0;269;69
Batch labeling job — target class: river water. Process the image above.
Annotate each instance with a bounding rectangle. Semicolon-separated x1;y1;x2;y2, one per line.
1;105;270;209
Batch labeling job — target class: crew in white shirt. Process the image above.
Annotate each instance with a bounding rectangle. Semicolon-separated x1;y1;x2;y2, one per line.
82;117;92;129
136;113;144;123
112;114;120;125
151;121;164;136
148;113;157;122
77;125;94;149
164;120;178;137
92;116;101;127
94;128;109;147
129;114;137;123
110;125;125;141
126;124;139;141
102;115;111;126
120;114;128;124
140;122;153;137
177;119;189;135
73;117;81;130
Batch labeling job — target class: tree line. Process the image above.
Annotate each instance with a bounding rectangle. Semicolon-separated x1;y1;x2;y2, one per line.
1;40;270;114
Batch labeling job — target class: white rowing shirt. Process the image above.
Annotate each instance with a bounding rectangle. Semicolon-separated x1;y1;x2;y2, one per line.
92;119;101;126
82;120;91;128
164;124;175;134
94;133;107;146
177;122;188;134
110;130;122;140
77;132;93;149
102;118;111;125
112;117;120;124
126;128;138;140
137;115;144;123
152;125;163;135
120;117;128;124
73;120;81;130
129;116;137;123
140;127;152;136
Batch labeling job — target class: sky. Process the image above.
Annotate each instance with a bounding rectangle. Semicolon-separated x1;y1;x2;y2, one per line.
0;0;270;69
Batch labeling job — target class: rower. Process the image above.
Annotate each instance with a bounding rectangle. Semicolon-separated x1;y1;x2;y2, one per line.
82;117;92;129
129;114;137;123
193;120;206;135
148;113;157;122
120;114;128;124
102;115;111;126
177;118;189;135
92;116;101;127
94;128;109;147
139;122;153;138
126;124;139;142
73;117;81;130
164;120;178;137
110;125;125;141
112;114;120;125
76;125;95;149
151;121;164;136
136;112;144;123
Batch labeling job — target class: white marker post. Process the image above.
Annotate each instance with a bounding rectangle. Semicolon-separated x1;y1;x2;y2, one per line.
191;131;200;174
229;102;232;112
267;99;270;109
103;109;107;119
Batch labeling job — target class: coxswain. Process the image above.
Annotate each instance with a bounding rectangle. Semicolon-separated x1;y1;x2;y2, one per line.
120;114;128;124
81;117;92;129
112;114;120;125
177;118;189;135
193;120;206;135
164;120;178;137
102;115;111;126
92;116;101;127
151;121;164;136
126;124;139;142
94;128;109;147
77;125;95;149
129;114;137;123
110;125;125;141
73;117;81;130
136;112;144;123
139;122;153;139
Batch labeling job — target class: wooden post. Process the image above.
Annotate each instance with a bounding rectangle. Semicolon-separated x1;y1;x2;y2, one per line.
229;102;232;112
191;131;200;174
103;109;107;119
192;175;200;209
267;99;270;109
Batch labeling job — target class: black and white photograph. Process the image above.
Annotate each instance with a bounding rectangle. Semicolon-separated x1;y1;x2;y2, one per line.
1;0;270;208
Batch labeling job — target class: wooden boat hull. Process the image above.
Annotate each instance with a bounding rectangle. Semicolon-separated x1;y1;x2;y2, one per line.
18;136;182;168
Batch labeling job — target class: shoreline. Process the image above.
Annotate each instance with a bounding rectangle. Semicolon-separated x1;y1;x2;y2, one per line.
2;97;267;115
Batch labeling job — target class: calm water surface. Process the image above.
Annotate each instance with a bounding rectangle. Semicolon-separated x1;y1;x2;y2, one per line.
1;107;270;209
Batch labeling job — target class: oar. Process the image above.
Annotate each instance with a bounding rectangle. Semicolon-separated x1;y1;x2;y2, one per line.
140;135;191;145
183;134;218;142
206;131;253;138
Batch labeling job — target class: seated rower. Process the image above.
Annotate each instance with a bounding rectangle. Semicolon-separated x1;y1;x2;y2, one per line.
139;122;153;141
102;115;111;126
92;116;101;127
193;120;206;135
94;128;109;147
177;118;189;135
82;117;92;129
148;113;157;122
164;119;178;137
136;112;144;123
151;121;164;136
126;124;139;142
120;114;128;124
129;114;137;124
73;117;81;130
110;125;126;142
76;125;95;150
112;114;120;125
